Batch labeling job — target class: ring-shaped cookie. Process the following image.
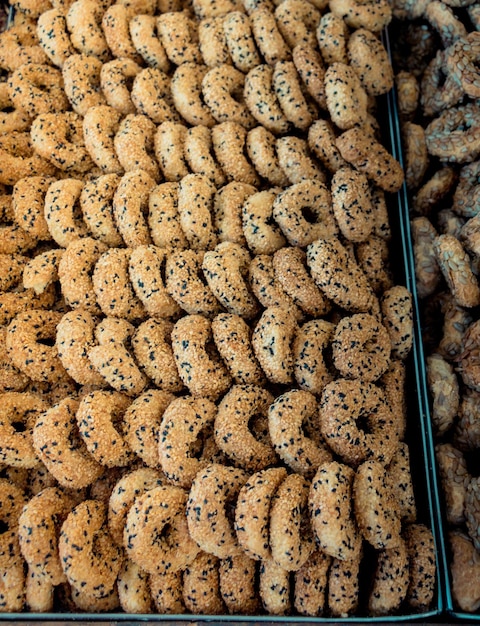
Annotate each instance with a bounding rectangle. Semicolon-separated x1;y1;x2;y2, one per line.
108;467;165;546
178;173;218;250
0;391;49;469
270;472;314;571
6;309;68;384
12;176;56;242
58;237;107;313
59;499;123;598
30;112;93;173
37;8;75;68
292;43;326;109
44;178;88;248
32;397;103;489
212;121;260;186
249;253;302;319
82;105;123;174
338;127;405;193
154;121;189;182
88;317;149;397
66;0;110;62
184;125;227;187
125;484;200;575
219;552;260;615
56;309;106;387
79;173;123;246
8;62;69;118
309;461;362;561
329;0;392;32
171;62;216;127
100;58;142;115
250;7;290;66
213;181;255;245
274;0;319;48
122;388;177;467
114;114;160;182
0;23;49;73
171;314;232;399
332;313;391;382
268;389;332;477
244;64;290;135
347;28;394;96
128;245;181;319
319;378;399;467
252;305;298;385
380;285;414;360
223;11;261;73
157;12;202;66
331;166;374;243
306;237;376;313
273;179;337;247
92;247;146;321
132;67;179;124
187;462;249;559
202;241;260;318
273;246;331;317
246;126;289;187
76;389;133;467
129;15;169;71
112;169;156;248
183;552;224;615
202;64;255;128
259;558;291;615
62;53;106;116
158;395;218;488
0;131;55;185
20;486;76;612
211;312;265;385
353;459;402;550
276;136;326;186
165;248;223;318
272;60;314;131
293;319;335;395
242;189;286;255
117;559;152;615
148;182;188;251
102;3;141;62
0;478;27;612
215;383;277;470
234;467;287;561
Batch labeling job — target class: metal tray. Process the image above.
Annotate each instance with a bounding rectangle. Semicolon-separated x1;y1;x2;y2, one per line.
383;31;479;626
0;23;443;624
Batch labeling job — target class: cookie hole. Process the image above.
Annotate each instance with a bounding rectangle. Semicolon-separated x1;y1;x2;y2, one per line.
37;336;56;347
225;497;237;531
363;335;379;352
159;255;168;285
188;425;212;460
249;413;270;446
301;205;319;224
152;523;171;547
11;420;26;433
196;266;209;287
205;339;222;364
231;82;246;107
356;411;371;435
72;197;86;232
68;424;85;450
